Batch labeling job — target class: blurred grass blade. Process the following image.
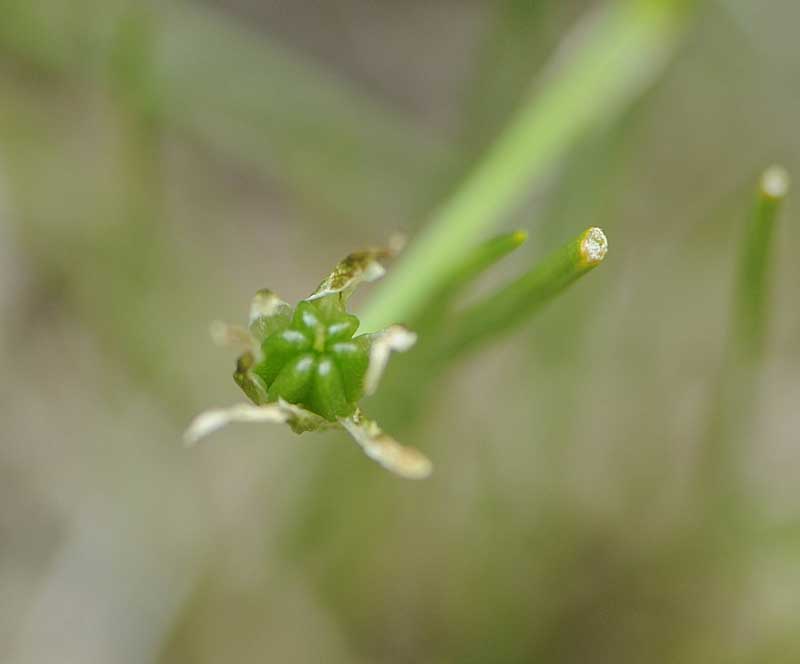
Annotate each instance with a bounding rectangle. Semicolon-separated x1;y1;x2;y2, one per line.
458;0;568;152
702;166;790;513
0;0;452;221
731;166;790;363
360;0;690;332
444;227;608;358
411;230;528;328
159;2;453;220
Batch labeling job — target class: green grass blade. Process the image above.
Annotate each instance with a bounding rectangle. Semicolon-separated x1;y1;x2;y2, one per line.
701;166;790;515
409;230;528;328
360;1;689;332
443;228;608;358
731;166;791;363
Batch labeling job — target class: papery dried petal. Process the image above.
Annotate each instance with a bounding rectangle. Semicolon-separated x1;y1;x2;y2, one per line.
340;410;432;479
306;248;393;302
363;325;417;396
183;403;289;446
249;289;292;342
209;321;254;349
277;398;338;434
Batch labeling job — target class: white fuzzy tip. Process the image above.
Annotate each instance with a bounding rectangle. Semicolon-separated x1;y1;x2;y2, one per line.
760;166;790;200
580;227;608;265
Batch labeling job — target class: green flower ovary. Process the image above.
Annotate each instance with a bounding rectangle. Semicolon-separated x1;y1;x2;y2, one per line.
251;299;369;421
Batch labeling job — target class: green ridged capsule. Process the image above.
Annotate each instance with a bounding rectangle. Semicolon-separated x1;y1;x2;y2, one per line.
329;340;369;403
291;301;323;337
239;274;409;422
255;329;311;387
267;352;316;404
326;314;359;342
309;354;351;421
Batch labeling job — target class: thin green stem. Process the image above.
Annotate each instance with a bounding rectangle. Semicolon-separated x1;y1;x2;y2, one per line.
443;228;608;359
731;166;790;364
702;166;790;517
411;230;528;328
360;1;688;332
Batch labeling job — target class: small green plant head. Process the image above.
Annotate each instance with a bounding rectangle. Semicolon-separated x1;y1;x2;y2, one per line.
251;299;367;421
185;247;431;479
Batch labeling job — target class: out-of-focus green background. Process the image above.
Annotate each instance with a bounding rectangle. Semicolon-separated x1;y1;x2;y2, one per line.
1;1;799;662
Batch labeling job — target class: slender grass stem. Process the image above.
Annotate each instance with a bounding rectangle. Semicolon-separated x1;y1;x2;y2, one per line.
410;230;527;329
360;1;688;332
731;166;791;364
436;230;529;298
443;228;608;359
702;166;790;515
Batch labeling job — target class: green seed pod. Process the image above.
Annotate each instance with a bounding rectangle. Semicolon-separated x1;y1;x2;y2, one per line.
328;340;369;403
325;315;360;343
308;354;351;420
291;301;322;337
267;352;316;404
254;329;310;387
188;246;432;479
252;296;370;421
